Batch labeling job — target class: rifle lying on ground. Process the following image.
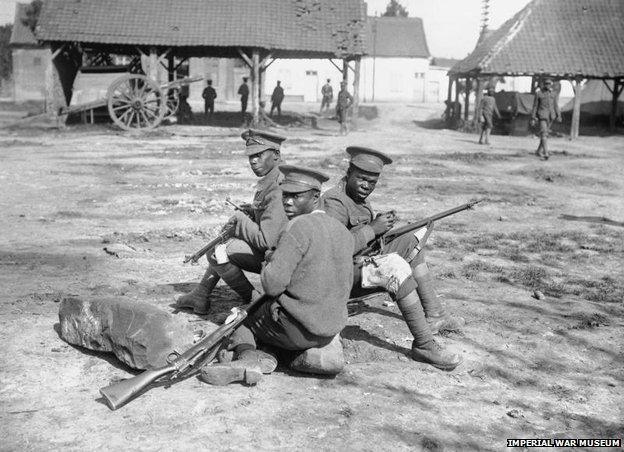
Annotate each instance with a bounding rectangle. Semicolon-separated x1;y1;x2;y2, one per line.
99;294;269;410
356;198;484;257
182;198;252;264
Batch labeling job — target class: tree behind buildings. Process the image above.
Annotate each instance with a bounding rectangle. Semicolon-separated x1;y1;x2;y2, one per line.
383;0;408;17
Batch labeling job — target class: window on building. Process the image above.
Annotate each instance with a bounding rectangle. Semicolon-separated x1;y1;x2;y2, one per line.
33;57;42;66
415;72;425;79
306;70;318;76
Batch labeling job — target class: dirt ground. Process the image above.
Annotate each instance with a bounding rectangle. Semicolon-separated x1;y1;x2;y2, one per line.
1;103;623;451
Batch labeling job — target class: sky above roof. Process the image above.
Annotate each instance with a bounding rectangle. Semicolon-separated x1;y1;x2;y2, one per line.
0;0;531;58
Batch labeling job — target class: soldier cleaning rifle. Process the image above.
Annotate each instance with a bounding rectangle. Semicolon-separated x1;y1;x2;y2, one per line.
176;129;288;314
322;147;470;371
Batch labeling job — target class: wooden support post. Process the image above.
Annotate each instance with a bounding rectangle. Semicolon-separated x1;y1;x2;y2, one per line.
446;76;453;106
464;77;471;121
148;47;159;83
609;79;623;132
342;59;349;84
251;49;260;127
570;78;583;140
168;54;175;82
352;57;361;128
474;78;483;131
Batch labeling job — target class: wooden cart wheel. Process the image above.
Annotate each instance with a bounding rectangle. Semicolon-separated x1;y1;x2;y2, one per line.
164;87;180;120
107;74;166;130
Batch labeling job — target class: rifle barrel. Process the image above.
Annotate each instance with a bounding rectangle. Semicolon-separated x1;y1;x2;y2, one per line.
385;199;483;241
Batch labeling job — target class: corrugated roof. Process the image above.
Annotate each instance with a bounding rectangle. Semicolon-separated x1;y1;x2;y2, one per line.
366;16;429;58
450;0;624;78
10;3;40;46
36;0;366;58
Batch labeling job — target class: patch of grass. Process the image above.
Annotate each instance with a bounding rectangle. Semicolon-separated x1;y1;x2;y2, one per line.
569;276;624;304
461;260;504;280
499;245;530;262
508;265;549;288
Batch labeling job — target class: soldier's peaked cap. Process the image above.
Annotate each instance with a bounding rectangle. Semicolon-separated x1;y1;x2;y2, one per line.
241;129;286;156
279;164;329;193
346;146;393;173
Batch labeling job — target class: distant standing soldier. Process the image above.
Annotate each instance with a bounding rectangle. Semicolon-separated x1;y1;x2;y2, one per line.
336;81;353;135
320;78;333;113
531;78;561;160
270;81;285;117
478;87;501;145
202;80;217;121
238;77;250;122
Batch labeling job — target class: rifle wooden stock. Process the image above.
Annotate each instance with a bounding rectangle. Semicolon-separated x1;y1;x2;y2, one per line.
99;365;176;410
99;294;269;410
357;199;484;257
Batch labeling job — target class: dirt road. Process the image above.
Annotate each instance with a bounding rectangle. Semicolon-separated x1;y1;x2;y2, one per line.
1;104;622;451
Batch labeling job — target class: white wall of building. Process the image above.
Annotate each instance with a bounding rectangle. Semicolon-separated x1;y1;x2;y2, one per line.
264;59;343;103
360;57;430;102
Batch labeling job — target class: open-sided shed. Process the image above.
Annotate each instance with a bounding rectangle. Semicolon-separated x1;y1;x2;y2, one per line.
447;0;624;137
35;0;367;126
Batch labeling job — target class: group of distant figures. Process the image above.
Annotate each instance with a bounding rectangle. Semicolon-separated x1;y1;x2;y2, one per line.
176;77;355;134
445;78;562;161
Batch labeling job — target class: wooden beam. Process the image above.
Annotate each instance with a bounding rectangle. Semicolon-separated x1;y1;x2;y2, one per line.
50;45;65;61
464;77;471;121
352;57;361;128
167;54;175;83
148;47;159;83
610;79;623;132
342;60;349;83
261;57;277;72
602;79;614;94
251;49;260;127
260;53;273;70
570;78;583;140
173;57;188;72
328;59;342;73
237;48;253;69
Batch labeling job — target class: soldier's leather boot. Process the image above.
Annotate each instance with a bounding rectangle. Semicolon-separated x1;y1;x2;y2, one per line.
176;268;219;314
413;264;464;335
290;335;345;375
199;349;277;386
213;262;255;302
411;340;462;371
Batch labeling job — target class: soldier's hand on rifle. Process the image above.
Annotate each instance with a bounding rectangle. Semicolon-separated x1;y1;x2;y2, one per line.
370;211;396;236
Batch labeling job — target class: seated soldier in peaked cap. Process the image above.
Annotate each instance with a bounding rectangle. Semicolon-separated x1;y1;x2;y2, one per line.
177;129;288;314
200;165;355;385
321;146;463;371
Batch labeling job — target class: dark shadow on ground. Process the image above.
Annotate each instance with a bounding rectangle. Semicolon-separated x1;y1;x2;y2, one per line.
341;325;410;356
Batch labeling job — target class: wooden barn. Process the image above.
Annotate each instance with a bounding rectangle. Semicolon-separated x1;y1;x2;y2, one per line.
448;0;624;137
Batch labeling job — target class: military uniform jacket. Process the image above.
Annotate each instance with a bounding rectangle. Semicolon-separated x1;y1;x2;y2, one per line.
480;95;500;119
234;166;288;252
322;177;375;255
261;211;354;337
336;90;353;111
202;87;217;101
531;89;560;121
271;87;284;103
321;84;333;98
238;83;249;99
